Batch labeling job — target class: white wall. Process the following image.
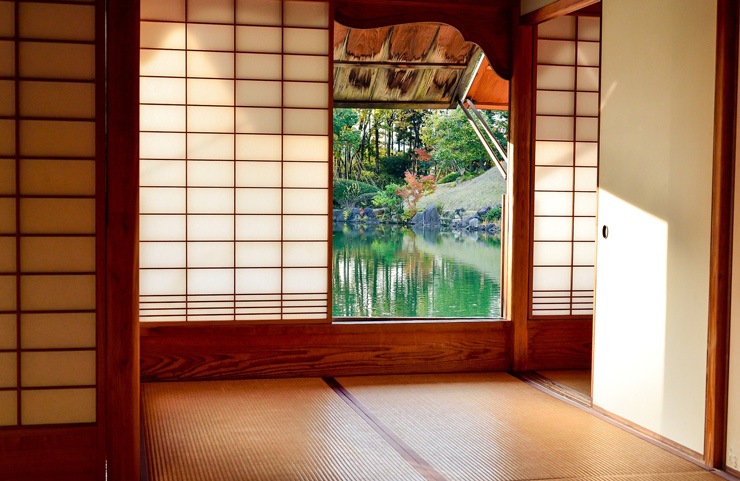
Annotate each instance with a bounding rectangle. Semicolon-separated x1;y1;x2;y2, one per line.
593;0;716;454
727;31;740;467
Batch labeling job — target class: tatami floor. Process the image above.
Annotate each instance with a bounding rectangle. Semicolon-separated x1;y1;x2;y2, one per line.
142;373;725;481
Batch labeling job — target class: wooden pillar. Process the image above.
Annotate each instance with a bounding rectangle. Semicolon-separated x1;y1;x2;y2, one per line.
705;0;739;468
106;0;141;477
507;19;534;371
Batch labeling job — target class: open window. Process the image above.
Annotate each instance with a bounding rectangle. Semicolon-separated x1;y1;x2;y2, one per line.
331;23;509;319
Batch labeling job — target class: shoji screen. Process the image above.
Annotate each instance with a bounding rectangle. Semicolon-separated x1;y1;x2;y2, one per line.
139;0;330;322
0;0;99;426
531;14;600;317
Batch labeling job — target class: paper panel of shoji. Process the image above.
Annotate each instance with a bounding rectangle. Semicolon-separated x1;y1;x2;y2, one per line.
531;14;600;317
0;0;98;427
139;0;330;322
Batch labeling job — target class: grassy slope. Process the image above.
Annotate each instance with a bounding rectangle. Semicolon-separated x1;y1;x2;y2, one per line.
416;167;507;213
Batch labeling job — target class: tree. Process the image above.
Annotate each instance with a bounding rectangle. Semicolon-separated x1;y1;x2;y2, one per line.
420;107;508;176
333;109;360;179
396;171;437;212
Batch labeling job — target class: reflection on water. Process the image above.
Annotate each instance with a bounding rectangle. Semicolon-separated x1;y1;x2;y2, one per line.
332;223;501;318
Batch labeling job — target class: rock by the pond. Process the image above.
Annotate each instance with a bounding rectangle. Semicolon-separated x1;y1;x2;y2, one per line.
410;204;440;226
477;206;492;218
422;205;440;226
346;207;361;222
362;208;375;218
333;209;345;222
468;218;479;229
455;208;465;218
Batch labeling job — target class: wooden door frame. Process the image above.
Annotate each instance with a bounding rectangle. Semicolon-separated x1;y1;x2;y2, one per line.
705;0;739;469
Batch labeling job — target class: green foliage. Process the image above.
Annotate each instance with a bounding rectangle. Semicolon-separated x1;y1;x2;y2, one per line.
436;172;459;184
482;206;502;223
333;179;378;208
400;209;416;223
372;183;402;212
420;108;508;175
377;154;412;186
331;107;509;193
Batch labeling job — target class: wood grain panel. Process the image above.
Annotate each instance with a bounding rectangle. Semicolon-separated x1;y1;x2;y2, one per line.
140;321;511;381
705;0;739;468
508;22;535;370
334;0;515;80
526;319;592;370
106;0;140;477
0;426;99;481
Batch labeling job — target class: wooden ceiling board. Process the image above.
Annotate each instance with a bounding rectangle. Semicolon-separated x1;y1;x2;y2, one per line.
465;56;509;110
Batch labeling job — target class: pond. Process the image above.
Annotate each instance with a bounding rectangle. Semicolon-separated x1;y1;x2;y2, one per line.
332;223;502;318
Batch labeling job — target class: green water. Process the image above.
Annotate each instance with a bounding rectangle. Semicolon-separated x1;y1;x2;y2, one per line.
332;224;502;318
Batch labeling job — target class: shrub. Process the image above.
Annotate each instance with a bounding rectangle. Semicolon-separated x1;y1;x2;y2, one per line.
436;172;459;184
333;179;378;208
397;171;437;211
372;183;402;213
482;205;502;223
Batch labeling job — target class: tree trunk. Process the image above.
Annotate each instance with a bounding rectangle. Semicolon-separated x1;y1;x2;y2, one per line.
374;124;380;173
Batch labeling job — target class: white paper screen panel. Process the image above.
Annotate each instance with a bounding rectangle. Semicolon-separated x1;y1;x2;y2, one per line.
139;0;330;322
532;15;600;317
0;0;98;427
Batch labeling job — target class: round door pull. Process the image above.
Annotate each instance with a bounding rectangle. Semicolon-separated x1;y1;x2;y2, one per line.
602;225;608;239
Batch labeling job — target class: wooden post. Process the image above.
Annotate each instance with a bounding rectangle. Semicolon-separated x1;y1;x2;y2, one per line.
106;0;141;477
507;20;534;371
705;0;739;468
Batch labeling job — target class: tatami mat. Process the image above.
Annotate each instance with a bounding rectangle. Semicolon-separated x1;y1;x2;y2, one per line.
142;379;425;481
337;373;718;481
536;369;592;397
143;374;724;481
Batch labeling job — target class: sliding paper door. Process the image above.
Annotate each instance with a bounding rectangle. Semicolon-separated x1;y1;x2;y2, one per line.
139;0;331;323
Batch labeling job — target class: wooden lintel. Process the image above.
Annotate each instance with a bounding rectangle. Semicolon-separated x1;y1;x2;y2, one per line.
333;101;458;109
334;61;467;70
521;0;600;26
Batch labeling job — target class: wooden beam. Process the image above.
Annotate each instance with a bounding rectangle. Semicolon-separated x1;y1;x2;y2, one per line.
521;0;600;26
333;101;461;109
106;0;140;477
705;0;739;469
507;22;534;371
334;61;468;70
140;321;511;381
